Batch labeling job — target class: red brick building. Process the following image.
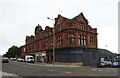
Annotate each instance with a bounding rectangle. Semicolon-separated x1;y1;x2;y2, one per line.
20;13;116;65
26;13;97;50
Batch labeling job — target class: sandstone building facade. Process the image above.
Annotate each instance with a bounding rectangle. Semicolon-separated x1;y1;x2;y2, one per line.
20;13;116;65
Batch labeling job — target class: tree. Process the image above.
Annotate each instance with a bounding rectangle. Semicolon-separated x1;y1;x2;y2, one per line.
3;53;7;57
5;45;21;58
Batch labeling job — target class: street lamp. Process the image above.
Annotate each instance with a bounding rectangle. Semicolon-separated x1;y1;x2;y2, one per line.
47;17;55;65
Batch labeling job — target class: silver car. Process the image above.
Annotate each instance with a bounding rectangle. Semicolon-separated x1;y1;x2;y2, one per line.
17;58;25;62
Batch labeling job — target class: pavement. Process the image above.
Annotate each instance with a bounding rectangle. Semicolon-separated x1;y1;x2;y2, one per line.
2;72;17;76
0;70;17;76
31;62;82;67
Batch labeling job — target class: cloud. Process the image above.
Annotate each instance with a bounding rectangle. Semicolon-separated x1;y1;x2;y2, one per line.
98;26;118;53
0;0;118;55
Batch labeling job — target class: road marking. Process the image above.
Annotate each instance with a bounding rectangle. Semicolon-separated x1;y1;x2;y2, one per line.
92;69;97;71
47;70;54;71
98;70;102;71
2;72;17;76
25;63;38;66
64;72;72;74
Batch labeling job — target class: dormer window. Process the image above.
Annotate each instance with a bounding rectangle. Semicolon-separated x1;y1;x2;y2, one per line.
78;22;84;30
67;19;73;26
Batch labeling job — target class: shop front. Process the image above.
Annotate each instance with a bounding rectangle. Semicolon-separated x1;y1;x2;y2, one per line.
34;51;49;63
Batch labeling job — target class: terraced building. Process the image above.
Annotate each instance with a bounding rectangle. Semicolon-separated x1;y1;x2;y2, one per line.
20;13;116;65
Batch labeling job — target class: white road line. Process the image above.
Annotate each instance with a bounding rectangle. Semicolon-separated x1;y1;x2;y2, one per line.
47;70;54;71
2;72;17;76
64;72;72;74
25;63;38;66
92;69;97;71
98;70;102;71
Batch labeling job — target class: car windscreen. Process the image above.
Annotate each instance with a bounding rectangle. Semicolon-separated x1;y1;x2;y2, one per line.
113;62;118;64
30;57;33;59
3;58;8;59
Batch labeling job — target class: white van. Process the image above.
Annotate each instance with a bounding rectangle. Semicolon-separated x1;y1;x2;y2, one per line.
25;55;34;63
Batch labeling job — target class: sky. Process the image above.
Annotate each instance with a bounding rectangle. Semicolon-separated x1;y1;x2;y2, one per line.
0;0;119;55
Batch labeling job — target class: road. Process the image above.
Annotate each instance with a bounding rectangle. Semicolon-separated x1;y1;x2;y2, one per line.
2;61;119;78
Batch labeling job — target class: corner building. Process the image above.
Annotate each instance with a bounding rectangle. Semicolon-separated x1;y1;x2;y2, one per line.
21;13;116;66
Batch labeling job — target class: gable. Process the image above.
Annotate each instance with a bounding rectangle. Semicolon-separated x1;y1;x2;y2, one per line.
73;12;88;24
55;14;67;26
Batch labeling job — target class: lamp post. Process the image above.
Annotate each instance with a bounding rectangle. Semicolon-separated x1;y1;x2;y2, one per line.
47;17;55;65
105;45;108;61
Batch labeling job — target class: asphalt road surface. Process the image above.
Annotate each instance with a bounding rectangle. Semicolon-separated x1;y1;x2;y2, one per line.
2;61;119;78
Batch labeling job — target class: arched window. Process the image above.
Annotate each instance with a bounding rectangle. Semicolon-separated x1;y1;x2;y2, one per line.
78;35;86;46
78;35;81;45
69;33;75;45
83;36;86;46
81;35;84;45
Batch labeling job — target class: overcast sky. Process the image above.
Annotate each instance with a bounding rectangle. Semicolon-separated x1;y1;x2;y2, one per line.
0;0;119;55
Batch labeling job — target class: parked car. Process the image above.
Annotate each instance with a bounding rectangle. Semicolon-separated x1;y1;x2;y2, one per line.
2;57;9;63
97;62;106;68
112;61;120;68
97;61;112;68
10;58;17;61
17;58;25;62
